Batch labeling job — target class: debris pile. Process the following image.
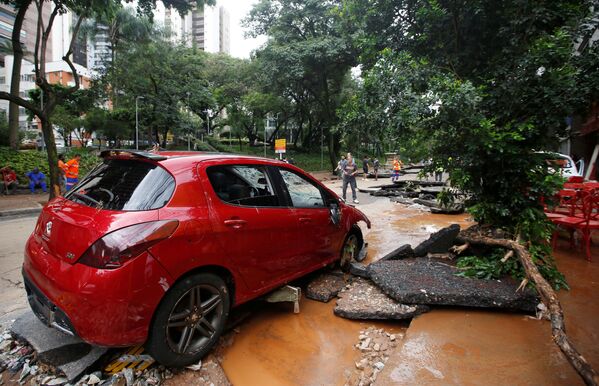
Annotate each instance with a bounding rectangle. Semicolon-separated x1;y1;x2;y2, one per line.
366;180;465;214
344;327;401;386
305;272;346;302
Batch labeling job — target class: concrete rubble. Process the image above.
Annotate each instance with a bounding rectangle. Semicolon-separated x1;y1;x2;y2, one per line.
369;258;539;313
343;326;402;386
305;272;347;303
334;278;429;320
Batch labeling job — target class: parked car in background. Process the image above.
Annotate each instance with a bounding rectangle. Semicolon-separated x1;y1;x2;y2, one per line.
22;150;370;366
537;151;583;178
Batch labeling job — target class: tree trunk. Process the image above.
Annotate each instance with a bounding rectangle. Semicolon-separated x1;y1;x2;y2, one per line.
41;118;61;199
457;234;599;386
8;1;32;150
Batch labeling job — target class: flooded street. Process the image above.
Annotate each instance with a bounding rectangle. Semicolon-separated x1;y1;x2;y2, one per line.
216;177;598;386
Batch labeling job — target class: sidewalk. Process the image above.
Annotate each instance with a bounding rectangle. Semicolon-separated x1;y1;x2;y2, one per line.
0;193;48;217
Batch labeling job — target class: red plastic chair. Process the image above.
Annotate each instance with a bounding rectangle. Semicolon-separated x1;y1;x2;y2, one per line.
545;189;580;219
551;189;599;261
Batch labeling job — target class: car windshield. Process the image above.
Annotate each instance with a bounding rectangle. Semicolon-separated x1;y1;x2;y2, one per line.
64;159;175;211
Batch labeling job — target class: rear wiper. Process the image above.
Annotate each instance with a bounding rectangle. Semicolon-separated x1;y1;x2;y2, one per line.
71;192;102;208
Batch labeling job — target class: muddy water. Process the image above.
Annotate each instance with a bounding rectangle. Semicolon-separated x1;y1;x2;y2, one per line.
220;200;474;385
221;297;405;386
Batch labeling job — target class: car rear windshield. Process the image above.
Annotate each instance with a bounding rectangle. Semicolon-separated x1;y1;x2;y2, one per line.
64;159;175;211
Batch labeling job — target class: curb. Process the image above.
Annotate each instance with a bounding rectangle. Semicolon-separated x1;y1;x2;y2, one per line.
0;206;42;218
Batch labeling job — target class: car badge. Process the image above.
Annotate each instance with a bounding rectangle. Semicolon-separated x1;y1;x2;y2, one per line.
45;221;52;237
65;252;75;260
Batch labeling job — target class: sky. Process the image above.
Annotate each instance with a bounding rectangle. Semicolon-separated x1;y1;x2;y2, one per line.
216;0;267;58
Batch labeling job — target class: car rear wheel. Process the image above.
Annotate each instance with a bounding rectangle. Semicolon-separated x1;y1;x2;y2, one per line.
146;273;230;367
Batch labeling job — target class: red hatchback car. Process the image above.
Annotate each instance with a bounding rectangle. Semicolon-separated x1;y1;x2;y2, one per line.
23;150;370;366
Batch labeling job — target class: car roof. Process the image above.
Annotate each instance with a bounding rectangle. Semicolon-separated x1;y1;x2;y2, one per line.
101;149;290;170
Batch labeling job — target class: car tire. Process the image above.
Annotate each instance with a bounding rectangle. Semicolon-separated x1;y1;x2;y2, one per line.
340;231;361;270
146;273;230;367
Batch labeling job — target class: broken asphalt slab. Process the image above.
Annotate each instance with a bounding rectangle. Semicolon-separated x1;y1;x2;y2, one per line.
334;278;429;320
413;224;461;256
379;244;414;261
305;273;346;303
369;259;539;312
10;311;107;382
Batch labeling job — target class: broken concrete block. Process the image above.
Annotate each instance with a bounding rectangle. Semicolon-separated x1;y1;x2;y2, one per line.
334;278;429;320
413;224;461;256
379;244;414;261
369;259;539;312
305;273;346;303
10;311;107;382
349;262;370;279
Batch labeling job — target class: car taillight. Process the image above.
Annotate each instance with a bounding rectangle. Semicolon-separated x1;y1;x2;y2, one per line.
78;220;179;269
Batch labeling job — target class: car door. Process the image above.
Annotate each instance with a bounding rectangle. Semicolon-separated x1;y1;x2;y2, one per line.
276;167;343;268
201;162;299;293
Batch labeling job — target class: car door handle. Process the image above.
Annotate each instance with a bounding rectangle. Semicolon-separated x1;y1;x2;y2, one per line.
299;217;312;224
224;219;247;228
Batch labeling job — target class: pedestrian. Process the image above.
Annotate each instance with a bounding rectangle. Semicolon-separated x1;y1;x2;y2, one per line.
0;166;18;195
392;155;403;182
334;155;346;179
373;157;380;181
362;156;370;181
65;154;81;191
342;152;359;204
26;167;47;194
58;154;67;194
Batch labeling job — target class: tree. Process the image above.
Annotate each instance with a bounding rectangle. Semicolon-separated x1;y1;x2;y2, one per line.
0;0;214;198
245;0;357;167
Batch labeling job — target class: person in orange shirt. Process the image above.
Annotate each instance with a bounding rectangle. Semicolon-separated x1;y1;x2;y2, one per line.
392;155;403;182
58;154;67;193
65;154;81;191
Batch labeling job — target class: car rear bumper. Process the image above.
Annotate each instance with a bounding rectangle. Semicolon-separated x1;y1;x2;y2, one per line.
23;235;175;347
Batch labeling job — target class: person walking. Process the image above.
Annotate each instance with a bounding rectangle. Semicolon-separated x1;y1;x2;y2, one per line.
1;166;18;195
434;166;443;182
26;167;47;194
65;154;81;191
392;155;403;182
342;153;359;204
373;157;380;181
334;155;346;179
362;156;370;181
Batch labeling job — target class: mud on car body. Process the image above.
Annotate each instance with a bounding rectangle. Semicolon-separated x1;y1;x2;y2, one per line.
23;150;370;366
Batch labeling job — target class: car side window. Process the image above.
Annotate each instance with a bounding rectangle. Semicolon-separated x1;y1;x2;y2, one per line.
279;169;326;208
207;165;280;207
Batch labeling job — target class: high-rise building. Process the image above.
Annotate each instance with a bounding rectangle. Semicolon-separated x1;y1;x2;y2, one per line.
0;3;52;65
155;3;230;54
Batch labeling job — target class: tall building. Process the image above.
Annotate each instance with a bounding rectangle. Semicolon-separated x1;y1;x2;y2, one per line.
155;3;231;54
0;3;52;65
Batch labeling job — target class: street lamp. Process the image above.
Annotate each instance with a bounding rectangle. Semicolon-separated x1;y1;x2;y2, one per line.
135;96;144;150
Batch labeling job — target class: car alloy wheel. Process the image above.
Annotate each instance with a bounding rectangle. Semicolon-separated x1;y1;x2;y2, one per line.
146;273;230;367
166;284;224;355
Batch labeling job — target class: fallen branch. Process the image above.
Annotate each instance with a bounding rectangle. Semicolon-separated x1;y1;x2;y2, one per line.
457;234;598;386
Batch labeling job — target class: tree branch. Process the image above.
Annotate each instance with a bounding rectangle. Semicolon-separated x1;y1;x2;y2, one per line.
62;14;85;94
40;3;61;81
0;91;42;117
457;234;599;386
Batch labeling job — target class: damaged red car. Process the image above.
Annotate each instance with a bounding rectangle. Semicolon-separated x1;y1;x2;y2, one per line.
22;150;370;366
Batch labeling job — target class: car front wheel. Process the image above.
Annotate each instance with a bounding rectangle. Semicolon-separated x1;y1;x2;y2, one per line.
146;273;230;367
340;232;360;269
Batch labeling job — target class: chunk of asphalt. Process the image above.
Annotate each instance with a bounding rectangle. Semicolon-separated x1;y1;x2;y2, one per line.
369;259;539;313
334;278;429;320
378;244;414;261
10;311;107;382
349;262;370;279
305;273;346;303
413;224;461;256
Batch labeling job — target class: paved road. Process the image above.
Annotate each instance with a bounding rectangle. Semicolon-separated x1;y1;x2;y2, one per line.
0;215;36;327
